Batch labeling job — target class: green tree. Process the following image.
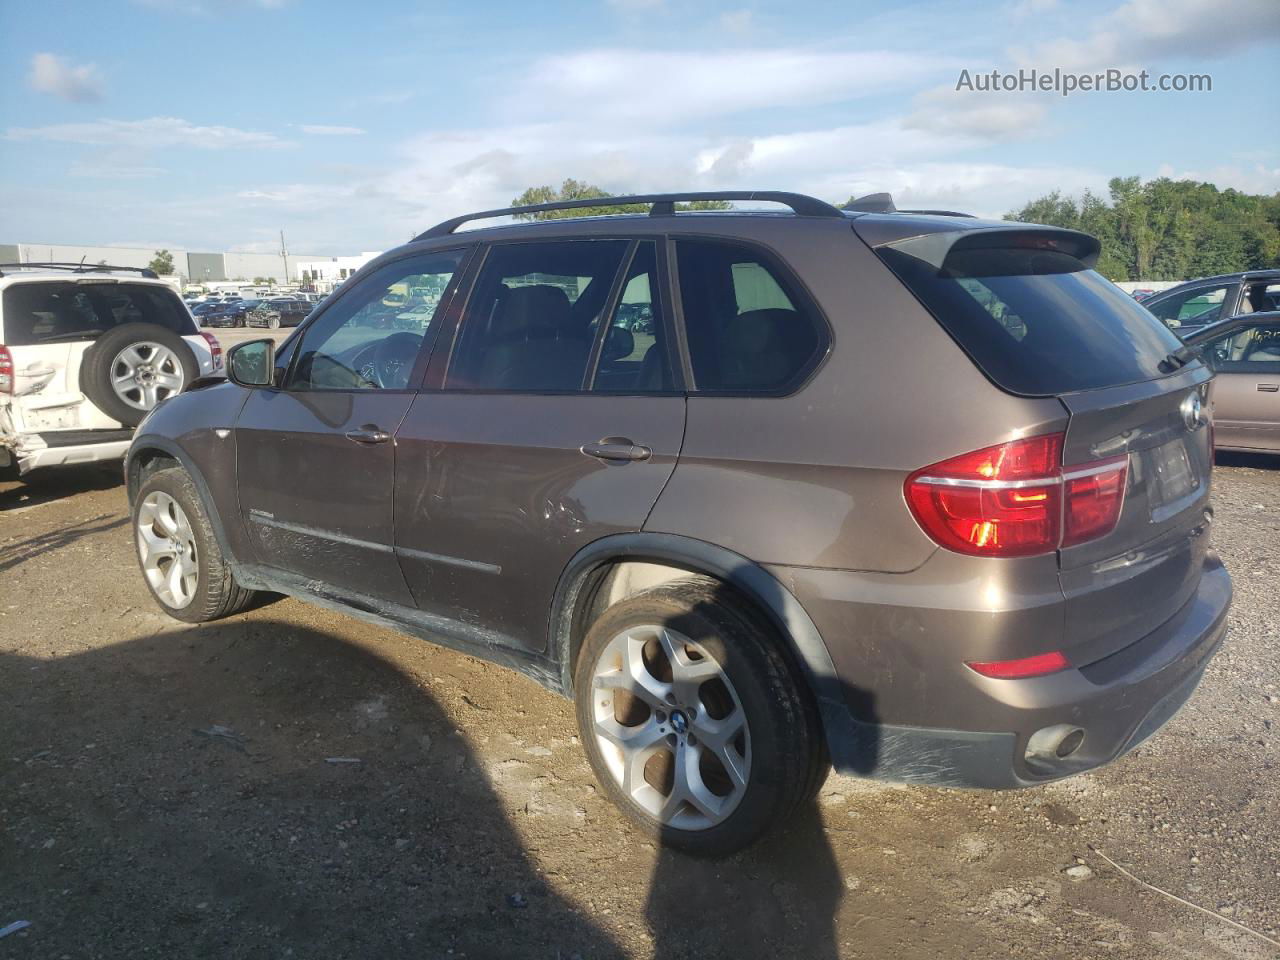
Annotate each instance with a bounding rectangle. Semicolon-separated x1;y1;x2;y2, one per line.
1007;177;1280;281
511;179;731;219
148;249;175;276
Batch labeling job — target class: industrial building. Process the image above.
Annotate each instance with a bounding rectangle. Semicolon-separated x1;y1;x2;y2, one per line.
0;241;334;284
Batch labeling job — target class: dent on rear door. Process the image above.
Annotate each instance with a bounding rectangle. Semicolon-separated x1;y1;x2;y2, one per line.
391;393;687;653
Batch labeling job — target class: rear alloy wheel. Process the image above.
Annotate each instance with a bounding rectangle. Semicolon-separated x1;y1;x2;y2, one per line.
110;342;187;412
133;466;257;623
590;625;751;830
574;577;828;857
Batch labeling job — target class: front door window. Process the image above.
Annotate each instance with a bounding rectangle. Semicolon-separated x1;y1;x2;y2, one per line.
290;251;464;390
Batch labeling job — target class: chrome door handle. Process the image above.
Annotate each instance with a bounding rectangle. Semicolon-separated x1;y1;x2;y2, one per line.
345;424;392;444
581;437;652;462
1258;383;1278;393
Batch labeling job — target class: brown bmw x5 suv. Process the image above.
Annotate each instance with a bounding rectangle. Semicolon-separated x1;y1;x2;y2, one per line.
125;191;1231;856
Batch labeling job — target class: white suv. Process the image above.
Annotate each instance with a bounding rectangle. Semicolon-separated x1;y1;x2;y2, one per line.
1;263;221;476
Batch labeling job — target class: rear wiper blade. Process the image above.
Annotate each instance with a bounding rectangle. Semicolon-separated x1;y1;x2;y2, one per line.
1159;344;1200;372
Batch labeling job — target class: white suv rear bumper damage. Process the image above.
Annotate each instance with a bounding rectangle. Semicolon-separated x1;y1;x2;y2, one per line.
4;436;132;473
2;405;132;475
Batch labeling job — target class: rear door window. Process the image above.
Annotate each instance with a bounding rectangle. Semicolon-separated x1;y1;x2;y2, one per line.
874;233;1187;396
674;239;825;393
1;281;196;345
446;239;628;391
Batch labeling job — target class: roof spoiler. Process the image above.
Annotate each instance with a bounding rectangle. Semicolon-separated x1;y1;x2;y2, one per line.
843;193;975;218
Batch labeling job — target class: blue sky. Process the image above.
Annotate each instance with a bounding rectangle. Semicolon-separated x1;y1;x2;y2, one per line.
0;0;1277;254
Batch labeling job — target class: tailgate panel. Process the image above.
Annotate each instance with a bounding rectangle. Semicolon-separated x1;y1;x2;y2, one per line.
1057;365;1214;664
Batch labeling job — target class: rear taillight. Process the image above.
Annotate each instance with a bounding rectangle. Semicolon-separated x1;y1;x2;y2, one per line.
906;433;1127;558
0;345;13;394
200;332;223;370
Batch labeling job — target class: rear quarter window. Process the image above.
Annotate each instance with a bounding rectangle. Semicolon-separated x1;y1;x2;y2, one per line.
675;238;826;394
875;235;1187;396
1;281;195;345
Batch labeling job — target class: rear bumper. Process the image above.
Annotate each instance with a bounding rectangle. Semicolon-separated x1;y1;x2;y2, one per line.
798;553;1231;788
4;436;132;474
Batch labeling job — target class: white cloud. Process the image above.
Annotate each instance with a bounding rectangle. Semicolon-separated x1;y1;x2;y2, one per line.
1154;162;1280;194
70;162;166;180
1020;0;1280;69
518;48;961;123
907;84;1049;139
719;9;754;33
28;53;103;103
606;0;664;10
4;117;288;150
299;124;366;136
216;113;1093;248
1009;0;1058;18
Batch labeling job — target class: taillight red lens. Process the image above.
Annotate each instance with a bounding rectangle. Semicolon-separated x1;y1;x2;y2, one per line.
1062;458;1127;547
906;433;1127;558
906;434;1064;558
0;345;12;394
966;650;1071;679
200;332;223;370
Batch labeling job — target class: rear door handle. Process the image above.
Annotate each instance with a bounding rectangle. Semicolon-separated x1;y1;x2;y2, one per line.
581;437;652;462
1258;383;1279;393
345;424;392;444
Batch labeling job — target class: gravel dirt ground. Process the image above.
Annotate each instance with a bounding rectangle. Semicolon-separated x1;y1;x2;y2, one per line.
1;454;1276;960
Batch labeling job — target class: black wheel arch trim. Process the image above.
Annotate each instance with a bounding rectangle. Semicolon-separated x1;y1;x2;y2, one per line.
125;435;234;562
549;532;865;764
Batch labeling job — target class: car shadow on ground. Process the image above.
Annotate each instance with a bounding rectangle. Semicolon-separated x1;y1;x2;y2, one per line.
0;612;877;958
1215;450;1279;470
0;620;628;958
0;462;125;511
0;513;129;573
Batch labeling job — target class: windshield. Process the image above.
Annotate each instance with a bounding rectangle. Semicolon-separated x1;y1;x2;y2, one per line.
876;237;1188;396
2;281;197;345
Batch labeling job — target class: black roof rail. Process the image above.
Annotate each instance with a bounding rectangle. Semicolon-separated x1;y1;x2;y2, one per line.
415;191;845;240
0;261;160;279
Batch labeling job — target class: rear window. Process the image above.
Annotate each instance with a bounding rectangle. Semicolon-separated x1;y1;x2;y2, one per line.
1;281;195;346
876;233;1187;396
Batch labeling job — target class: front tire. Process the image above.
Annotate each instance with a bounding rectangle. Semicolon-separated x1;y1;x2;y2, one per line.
133;467;256;623
574;576;828;857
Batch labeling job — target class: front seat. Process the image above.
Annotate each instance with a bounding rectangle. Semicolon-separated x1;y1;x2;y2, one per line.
477;285;587;390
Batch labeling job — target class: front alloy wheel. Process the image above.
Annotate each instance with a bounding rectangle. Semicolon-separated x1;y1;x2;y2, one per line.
136;490;198;608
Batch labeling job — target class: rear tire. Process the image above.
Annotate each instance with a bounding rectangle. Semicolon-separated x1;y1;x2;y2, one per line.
80;323;198;427
132;467;256;623
574;576;828;857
